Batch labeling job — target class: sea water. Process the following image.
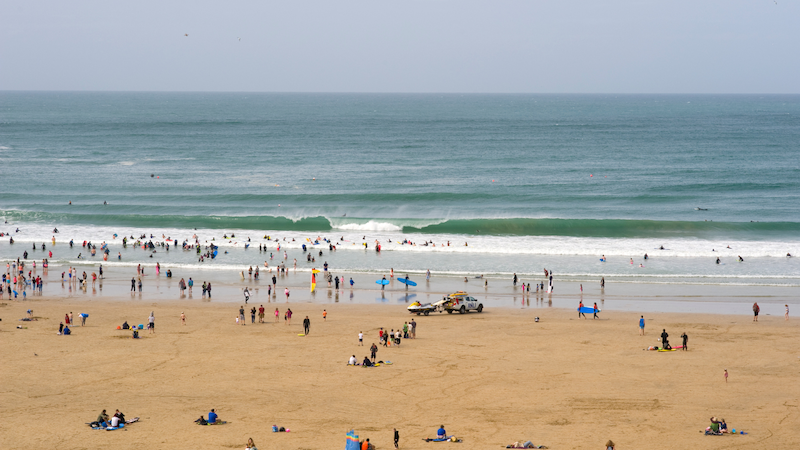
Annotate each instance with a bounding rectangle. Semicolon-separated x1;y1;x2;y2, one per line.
1;92;799;285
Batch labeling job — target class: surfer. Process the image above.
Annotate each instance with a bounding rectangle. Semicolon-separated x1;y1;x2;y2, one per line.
715;257;720;264
738;255;744;262
513;273;517;287
593;302;599;320
578;301;586;319
659;245;664;250
644;253;648;260
660;329;670;349
600;277;605;288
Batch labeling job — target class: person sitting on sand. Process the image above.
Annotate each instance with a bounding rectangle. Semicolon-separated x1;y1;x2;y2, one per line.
122;321;129;330
362;357;373;367
97;409;110;427
114;409;126;423
208;408;219;424
246;437;258;450
605;440;615;450
349;355;357;365
437;425;447;439
707;417;722;435
720;418;728;433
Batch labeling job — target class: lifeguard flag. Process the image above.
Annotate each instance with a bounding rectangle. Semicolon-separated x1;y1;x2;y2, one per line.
311;273;316;293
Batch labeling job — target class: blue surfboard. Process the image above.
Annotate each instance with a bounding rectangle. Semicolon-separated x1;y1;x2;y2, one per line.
578;306;600;314
376;279;390;285
398;278;417;286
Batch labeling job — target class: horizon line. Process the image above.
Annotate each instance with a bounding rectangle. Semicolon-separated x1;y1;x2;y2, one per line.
1;89;799;96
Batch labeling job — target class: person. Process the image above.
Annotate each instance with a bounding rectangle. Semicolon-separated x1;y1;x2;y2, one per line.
208;408;219;424
381;275;386;290
660;329;669;349
243;287;250;304
708;417;722;434
724;369;728;383
109;414;121;428
513;273;517;286
239;306;246;326
786;304;790;321
114;409;126;423
605;440;615;450
720;418;728;433
323;309;327;321
181;312;186;325
148;311;155;333
349;355;357;365
681;332;688;350
246;437;257;450
600;277;605;288
303;316;310;335
131;277;136;292
63;325;71;335
437;425;446;439
258;305;265;323
578;301;586;319
394;428;399;449
753;302;760;322
250;306;256;323
97;409;110;427
362;356;373;367
358;331;363;345
639;315;645;336
410;319;416;338
593;302;599;320
361;438;371;450
285;287;290;300
370;343;378;362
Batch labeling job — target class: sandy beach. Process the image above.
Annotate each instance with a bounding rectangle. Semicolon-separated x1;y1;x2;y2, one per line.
2;287;798;450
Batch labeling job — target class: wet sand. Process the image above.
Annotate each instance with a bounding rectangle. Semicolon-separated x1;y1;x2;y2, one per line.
2;288;798;449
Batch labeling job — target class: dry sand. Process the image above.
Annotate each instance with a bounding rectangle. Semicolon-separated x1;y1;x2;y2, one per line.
2;296;798;450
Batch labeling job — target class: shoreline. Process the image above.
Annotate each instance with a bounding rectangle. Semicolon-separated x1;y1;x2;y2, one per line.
8;263;795;316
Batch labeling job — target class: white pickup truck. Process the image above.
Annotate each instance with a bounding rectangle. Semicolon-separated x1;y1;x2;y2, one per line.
408;291;484;315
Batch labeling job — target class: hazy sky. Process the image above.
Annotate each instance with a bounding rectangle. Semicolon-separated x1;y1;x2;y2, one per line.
1;1;797;93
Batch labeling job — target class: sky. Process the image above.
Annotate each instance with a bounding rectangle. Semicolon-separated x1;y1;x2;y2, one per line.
0;0;798;93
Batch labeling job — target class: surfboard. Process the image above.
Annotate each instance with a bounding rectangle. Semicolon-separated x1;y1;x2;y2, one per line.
599;259;606;262
376;279;390;285
578;306;600;314
212;250;218;257
398;278;417;286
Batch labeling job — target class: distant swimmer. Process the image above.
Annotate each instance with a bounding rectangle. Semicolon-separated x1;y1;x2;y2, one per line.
644;253;648;260
788;253;792;257
184;33;188;36
716;257;721;264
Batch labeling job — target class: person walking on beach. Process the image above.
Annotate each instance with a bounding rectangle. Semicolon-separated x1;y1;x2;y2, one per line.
724;369;728;383
258;305;265;323
639;315;645;335
250;306;256;323
370;342;377;362
358;331;364;345
681;332;688;350
322;309;327;321
578;301;586;319
206;282;212;297
660;329;669;349
286;308;292;324
394;428;399;449
239;306;246;326
148;311;155;334
303;316;310;335
786;304;790;321
131;277;136;292
381;275;386;290
592;302;599;319
243;287;250;304
513;273;518;287
753;302;760;322
274;307;280;323
600;277;605;288
285;287;290;300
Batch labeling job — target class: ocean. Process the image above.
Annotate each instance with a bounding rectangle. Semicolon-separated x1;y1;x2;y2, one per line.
1;92;799;285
